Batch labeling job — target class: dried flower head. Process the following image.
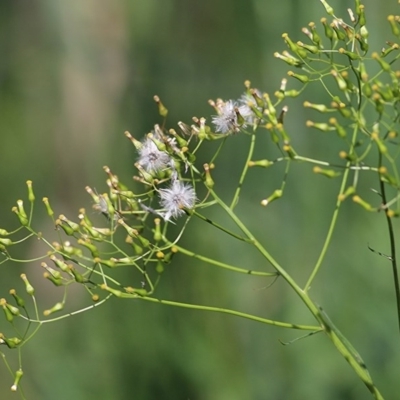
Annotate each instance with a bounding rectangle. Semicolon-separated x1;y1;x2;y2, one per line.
159;180;196;221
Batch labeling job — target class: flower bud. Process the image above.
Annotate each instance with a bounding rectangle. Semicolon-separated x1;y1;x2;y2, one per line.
352;195;375;211
20;274;34;296
296;41;319;54
43;272;63;286
287;71;309;83
12;200;29;226
77;238;99;258
0;334;21;349
329;118;346;138
248;160;274;168
26;180;35;203
94;257;116;268
274;52;303;67
306;121;334;132
68;265;85;283
282;33;308;58
261;189;283;207
125;235;144;255
371;132;387;154
320;0;334;16
338;186;356;202
388;15;400;37
43;302;64;316
1;298;14;322
153;218;162;242
9;289;25;308
321;18;334;40
154;95;168;117
372;52;391;72
313;166;340;178
203;163;214;189
11;369;23;392
338;47;360;61
42;197;54;217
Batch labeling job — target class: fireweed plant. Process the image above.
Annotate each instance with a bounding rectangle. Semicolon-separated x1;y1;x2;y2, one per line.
1;0;400;398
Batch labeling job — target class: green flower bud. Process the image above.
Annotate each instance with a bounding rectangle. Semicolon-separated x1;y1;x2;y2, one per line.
261;189;283;207
43;302;64;316
9;289;25;308
388;15;400;37
352;195;375;211
313;166;340;178
288;71;309;83
20;274;34;296
203;163;214;189
153;218;162;242
1;298;14;322
68;265;85;283
338;186;356;202
12;200;29;226
248;160;274;168
26;180;35;203
43;272;63;287
154;95;168;117
11;369;23;392
77;238;99;258
42;197;54;217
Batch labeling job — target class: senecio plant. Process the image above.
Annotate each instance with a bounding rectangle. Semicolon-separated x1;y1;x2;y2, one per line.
1;0;400;398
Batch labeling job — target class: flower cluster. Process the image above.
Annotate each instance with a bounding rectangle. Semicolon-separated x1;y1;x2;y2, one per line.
134;127;196;221
211;89;263;134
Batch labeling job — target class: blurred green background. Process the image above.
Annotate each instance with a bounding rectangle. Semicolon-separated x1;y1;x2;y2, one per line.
1;0;400;399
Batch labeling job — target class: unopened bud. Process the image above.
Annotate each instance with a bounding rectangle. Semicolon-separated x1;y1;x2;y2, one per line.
11;369;23;392
261;189;283;206
26;180;35;203
43;302;64;316
42;197;54;217
154;95;168;117
20;274;34;296
313;166;340;178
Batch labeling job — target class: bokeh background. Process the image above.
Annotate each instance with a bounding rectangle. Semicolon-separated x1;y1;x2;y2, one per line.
1;0;400;399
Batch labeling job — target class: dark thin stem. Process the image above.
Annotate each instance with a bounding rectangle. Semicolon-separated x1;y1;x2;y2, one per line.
378;154;400;335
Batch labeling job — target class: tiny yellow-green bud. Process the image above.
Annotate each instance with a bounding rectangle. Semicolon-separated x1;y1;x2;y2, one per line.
9;289;25;308
338;186;356;202
352;195;375;211
26;180;35;202
11;369;23;392
42;197;54;217
248;160;274;168
203;163;214;189
288;71;309;83
261;189;283;207
388;15;400;37
43;302;64;316
313;166;340;178
154;95;168;117
20;274;34;296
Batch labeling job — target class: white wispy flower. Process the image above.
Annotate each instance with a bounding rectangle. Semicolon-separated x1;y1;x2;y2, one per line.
238;90;262;125
137;136;172;173
212;100;245;134
159;180;196;221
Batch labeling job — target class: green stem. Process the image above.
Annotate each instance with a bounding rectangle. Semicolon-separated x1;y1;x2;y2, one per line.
164;242;277;276
209;188;384;399
230;132;256;209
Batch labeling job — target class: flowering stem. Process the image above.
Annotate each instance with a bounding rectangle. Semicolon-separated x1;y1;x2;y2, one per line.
209;188;384;399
